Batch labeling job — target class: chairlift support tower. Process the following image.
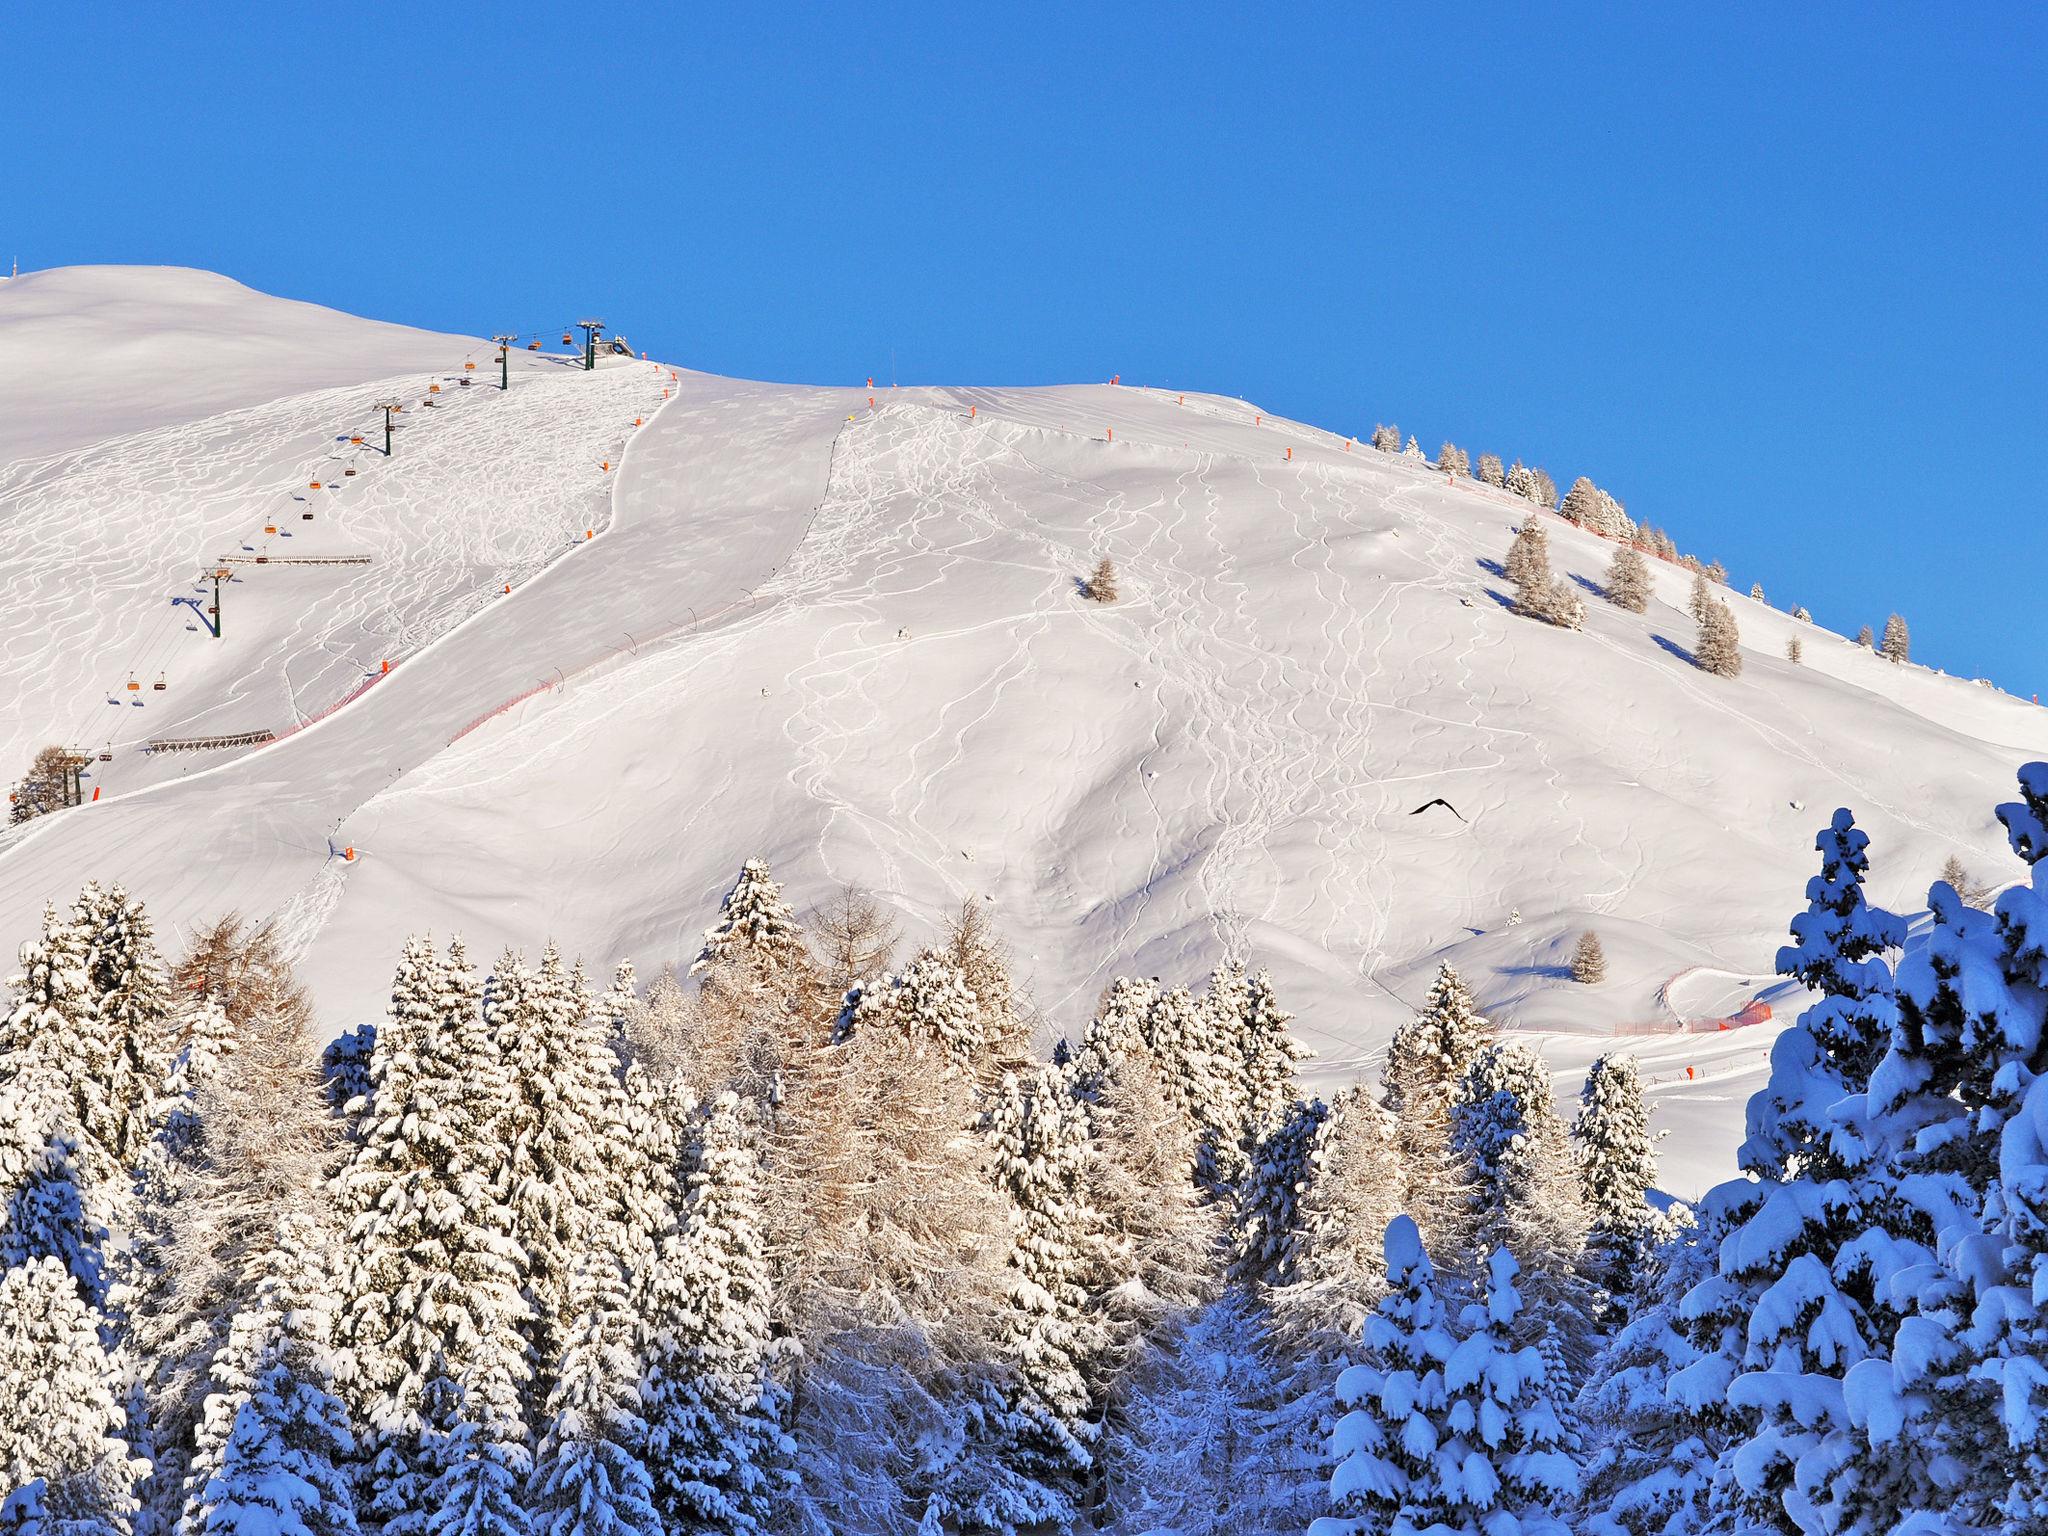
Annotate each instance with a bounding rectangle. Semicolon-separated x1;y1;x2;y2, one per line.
492;335;517;390
577;319;605;372
380;402;402;455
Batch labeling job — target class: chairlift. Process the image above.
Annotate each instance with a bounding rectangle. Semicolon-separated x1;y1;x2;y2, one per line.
527;340;541;351
429;384;441;394
302;512;314;520
344;468;357;477
562;331;574;346
264;524;278;534
311;481;322;490
125;675;141;693
97;750;112;763
152;673;167;692
350;435;364;445
464;361;476;371
459;377;472;386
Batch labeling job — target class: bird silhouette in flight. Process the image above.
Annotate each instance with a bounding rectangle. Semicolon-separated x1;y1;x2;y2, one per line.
1408;797;1468;822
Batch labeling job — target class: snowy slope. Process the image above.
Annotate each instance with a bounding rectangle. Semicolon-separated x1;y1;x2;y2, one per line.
3;270;2042;1197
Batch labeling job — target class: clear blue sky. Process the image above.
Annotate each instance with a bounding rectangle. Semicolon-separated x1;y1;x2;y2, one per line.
6;6;2044;693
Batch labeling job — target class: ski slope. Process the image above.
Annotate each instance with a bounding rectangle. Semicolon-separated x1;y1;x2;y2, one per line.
3;268;2041;1196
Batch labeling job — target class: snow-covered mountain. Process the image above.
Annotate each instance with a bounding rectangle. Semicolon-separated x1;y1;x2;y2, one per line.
3;266;2039;1194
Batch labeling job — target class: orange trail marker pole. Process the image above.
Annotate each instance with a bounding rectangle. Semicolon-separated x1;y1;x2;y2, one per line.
969;405;976;418
91;786;100;802
1106;427;1113;442
869;395;875;407
1285;447;1292;461
601;461;610;472
381;660;390;674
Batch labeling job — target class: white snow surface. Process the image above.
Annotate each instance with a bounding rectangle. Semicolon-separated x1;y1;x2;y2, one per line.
3;268;2043;1197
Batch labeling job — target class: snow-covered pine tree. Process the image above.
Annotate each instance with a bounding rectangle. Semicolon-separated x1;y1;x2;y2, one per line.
1603;544;1650;613
1310;1215;1457;1536
1570;1055;1660;1318
0;901;117;1298
1085;557;1120;603
184;1213;356;1536
1688;569;1713;625
1437;443;1469;477
1232;1095;1326;1291
1370;424;1398;452
1477;453;1506;488
1786;636;1803;665
488;943;619;1410
1704;560;1728;586
1570;931;1607;985
1403;437;1424;460
0;1255;147;1533
74;883;177;1178
691;859;808;982
420;1404;529;1536
1272;1088;1402;1339
1138;981;1243;1197
1560;477;1602;527
596;960;639;1067
642;1092;789;1536
1575;1214;1721;1536
984;1069;1101;1515
1450;1042;1594;1372
1750;582;1766;602
1382;963;1489;1252
944;899;1033;1089
1791;605;1812;622
526;1252;660;1536
1881;612;1910;663
1102;1294;1306;1535
837;948;984;1066
1437;1247;1580;1533
1856;623;1875;648
1747;809;1905;1178
1063;994;1218;1373
1696;598;1742;677
1505;518;1557;620
322;1026;376;1116
334;936;532;1525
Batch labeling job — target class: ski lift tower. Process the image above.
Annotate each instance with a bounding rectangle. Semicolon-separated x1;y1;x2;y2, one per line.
576;319;606;373
380;402;403;455
173;564;233;638
492;335;517;391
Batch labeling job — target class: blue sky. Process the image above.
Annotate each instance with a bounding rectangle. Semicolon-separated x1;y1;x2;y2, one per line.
6;6;2044;693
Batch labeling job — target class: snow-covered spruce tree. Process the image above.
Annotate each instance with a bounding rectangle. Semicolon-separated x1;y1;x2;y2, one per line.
1403;436;1424;460
1575;1214;1721;1536
1437;443;1469;476
984;1069;1101;1515
1570;1054;1660;1317
1062;991;1218;1375
1696;598;1742;677
1791;604;1812;623
1451;1042;1594;1373
1746;809;1906;1179
527;1252;660;1536
1477;452;1506;488
1370;423;1400;453
1668;812;1946;1536
687;863;818;1103
596;959;638;1067
1311;1216;1454;1536
184;1213;357;1536
1312;1218;1578;1536
1881;611;1910;663
487;943;620;1411
692;859;808;983
642;1092;789;1536
74;883;177;1176
1749;582;1766;603
1505;461;1536;501
1688;569;1713;625
1102;1293;1305;1536
1200;961;1307;1197
419;1399;529;1536
1232;1094;1326;1290
1136;981;1243;1197
836;947;984;1067
334;935;533;1525
1570;931;1606;985
0;1255;148;1533
1085;557;1119;604
1382;963;1490;1253
1704;560;1727;587
321;1026;376;1116
1271;1087;1403;1339
1856;623;1875;648
1786;636;1802;665
1603;544;1649;613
